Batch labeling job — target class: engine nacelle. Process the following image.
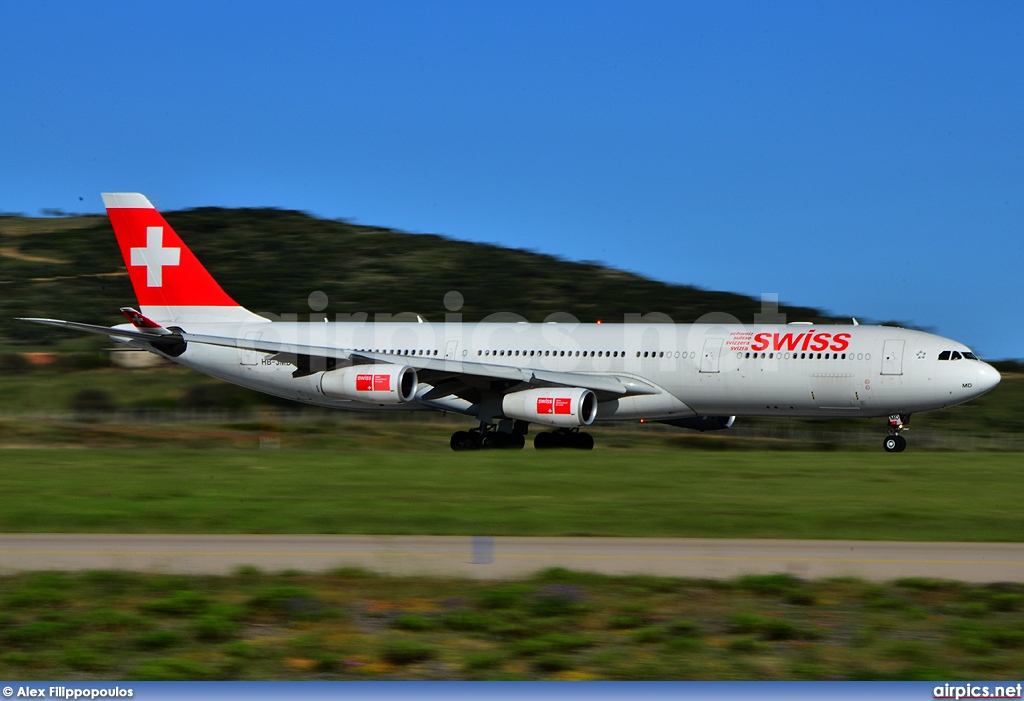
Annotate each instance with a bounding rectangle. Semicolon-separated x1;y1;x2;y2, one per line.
319;365;417;404
502;387;597;428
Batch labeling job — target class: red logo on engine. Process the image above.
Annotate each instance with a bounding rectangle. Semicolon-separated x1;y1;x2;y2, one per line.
356;374;392;392
537;397;571;414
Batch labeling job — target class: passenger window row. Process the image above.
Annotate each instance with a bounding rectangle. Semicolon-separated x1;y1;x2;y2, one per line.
357;349;439;356
478;349;625;358
740;351;849;360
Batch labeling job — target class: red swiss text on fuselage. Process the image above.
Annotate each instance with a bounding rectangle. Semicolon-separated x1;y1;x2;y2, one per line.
750;331;851;353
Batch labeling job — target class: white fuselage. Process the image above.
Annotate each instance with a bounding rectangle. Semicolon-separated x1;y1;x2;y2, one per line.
157;320;1000;422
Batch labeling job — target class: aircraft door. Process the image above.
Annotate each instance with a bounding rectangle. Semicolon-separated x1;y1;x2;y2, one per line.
881;339;905;375
700;338;723;373
240;331;263;366
445;340;459;360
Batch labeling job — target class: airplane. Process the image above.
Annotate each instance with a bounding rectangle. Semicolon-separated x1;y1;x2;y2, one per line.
19;193;1001;452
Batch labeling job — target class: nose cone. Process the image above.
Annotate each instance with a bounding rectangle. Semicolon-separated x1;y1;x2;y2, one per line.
975;362;1001;396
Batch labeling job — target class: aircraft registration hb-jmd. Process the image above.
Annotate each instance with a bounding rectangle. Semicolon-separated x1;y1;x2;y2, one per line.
20;193;1001;452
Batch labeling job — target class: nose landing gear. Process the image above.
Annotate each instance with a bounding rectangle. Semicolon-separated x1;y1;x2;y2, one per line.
883;414;909;452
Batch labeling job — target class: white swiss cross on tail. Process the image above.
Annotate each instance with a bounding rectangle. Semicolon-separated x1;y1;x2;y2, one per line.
130;226;180;287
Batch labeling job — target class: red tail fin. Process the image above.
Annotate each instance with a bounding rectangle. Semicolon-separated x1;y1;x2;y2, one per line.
102;193;263;324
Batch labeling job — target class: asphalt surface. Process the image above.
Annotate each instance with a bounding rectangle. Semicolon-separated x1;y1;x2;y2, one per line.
1;534;1023;581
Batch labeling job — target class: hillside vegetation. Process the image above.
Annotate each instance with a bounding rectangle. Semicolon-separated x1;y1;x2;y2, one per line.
1;209;839;348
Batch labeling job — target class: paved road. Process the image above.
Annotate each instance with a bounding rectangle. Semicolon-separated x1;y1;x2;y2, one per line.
1;534;1022;582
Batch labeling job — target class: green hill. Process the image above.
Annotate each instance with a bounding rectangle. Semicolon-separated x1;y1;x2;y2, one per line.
1;208;843;348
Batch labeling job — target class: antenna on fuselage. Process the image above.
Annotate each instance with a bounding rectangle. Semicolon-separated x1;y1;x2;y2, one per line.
852;318;859;326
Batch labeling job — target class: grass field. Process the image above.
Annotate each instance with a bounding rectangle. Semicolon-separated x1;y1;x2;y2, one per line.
0;448;1021;541
1;568;1023;681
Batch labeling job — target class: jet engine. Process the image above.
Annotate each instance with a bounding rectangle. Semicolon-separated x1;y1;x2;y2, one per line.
319;365;418;404
502;387;597;428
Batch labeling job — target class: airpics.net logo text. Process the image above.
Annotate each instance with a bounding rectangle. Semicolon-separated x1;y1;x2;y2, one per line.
934;683;1023;699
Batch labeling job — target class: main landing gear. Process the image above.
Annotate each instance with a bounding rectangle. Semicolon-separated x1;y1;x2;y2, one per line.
449;423;594;451
450;421;527;451
534;428;594;450
883;414;909;453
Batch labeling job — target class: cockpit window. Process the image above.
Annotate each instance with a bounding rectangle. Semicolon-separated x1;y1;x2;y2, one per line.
962;351;978;360
950;351;962;360
938;350;951;361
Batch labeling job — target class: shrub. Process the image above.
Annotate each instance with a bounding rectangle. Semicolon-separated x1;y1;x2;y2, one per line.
3;621;67;646
990;593;1023;612
194;615;239;642
142;590;208;616
70;388;116;414
79;608;151;630
535;652;574;672
631;626;669;644
737;574;802;594
514;632;594;656
130;657;213;680
249;585;329;620
463;650;505;671
478;585;531;609
328;566;378;579
441;610;494;632
667;619;700;636
136;630;181;650
392;614;437;632
529;584;589;617
380;639;437;665
607;612;646;629
62;647;111;671
728;612;810;641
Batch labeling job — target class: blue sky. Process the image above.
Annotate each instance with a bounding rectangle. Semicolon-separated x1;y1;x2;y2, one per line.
2;1;1021;357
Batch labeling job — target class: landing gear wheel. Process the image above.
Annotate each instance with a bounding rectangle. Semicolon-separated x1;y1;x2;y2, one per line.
534;432;552;450
883;435;908;453
573;432;594;450
450;431;475;451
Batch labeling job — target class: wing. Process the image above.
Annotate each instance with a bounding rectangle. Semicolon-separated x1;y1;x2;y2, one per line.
18;318;660;401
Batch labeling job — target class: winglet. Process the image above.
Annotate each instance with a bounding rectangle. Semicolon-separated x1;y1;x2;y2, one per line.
120;307;172;334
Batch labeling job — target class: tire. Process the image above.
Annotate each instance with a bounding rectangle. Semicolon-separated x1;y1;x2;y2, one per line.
450;431;471;451
883;436;900;453
534;432;551;450
574;432;594;450
895;435;907;452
